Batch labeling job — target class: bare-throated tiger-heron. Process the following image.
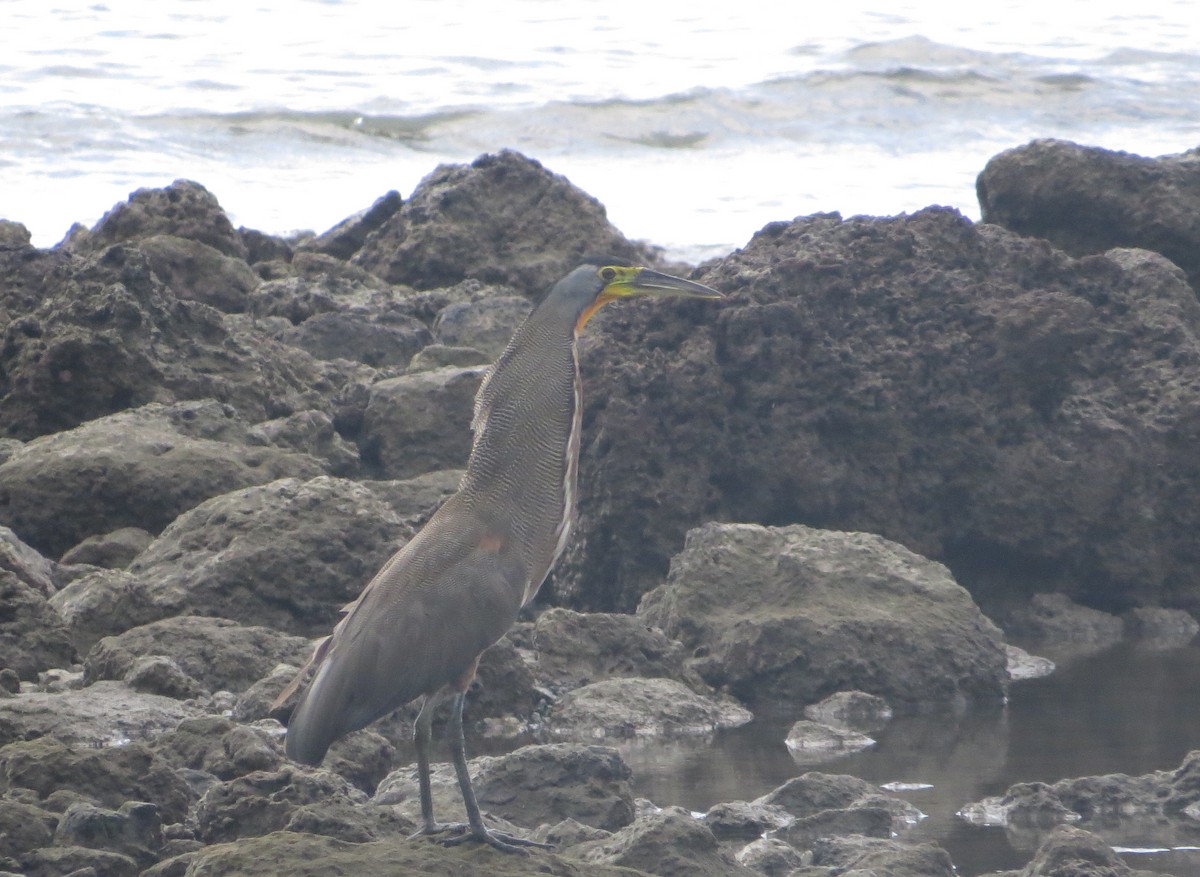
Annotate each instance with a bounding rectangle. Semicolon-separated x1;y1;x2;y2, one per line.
275;258;723;852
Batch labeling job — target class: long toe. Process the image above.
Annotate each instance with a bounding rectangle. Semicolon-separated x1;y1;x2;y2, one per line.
441;826;553;854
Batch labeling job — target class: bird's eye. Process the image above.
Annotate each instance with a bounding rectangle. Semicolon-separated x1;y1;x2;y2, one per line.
600;267;617;281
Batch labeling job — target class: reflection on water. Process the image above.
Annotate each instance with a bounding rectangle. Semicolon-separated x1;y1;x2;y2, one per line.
622;640;1200;877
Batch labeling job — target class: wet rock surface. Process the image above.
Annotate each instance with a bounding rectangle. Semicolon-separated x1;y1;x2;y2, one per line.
639;522;1008;709
0;146;1196;877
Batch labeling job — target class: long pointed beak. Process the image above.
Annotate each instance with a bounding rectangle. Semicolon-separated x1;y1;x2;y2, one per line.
623;268;724;300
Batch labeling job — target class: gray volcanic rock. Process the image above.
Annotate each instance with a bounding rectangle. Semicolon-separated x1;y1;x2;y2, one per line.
84;617;313;695
0;798;57;863
507;607;709;695
354;150;654;292
53;800;165;870
574;806;759;877
63;179;249;260
194;765;410;844
559;206;1200;617
1014;825;1139;877
359;366;485;478
546;677;752;739
433;295;531;358
0;736;195;823
137;234;260;312
300;190;403;260
639;523;1007;708
0;526;57;595
0;680;201;748
375;743;636;833
60;527;154;569
152;830;645;877
961;749;1200;844
809;835;957;877
0;401;325;559
91;476;410;639
280;310;433;368
246;409;361;477
0;241;340;440
978;140;1200;293
0;571;74;680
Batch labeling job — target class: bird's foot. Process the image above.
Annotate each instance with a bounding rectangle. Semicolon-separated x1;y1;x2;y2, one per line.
441;825;553;854
408;820;469;841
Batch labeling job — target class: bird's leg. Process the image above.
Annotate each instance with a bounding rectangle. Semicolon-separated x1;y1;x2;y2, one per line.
407;693;468;840
441;690;552;854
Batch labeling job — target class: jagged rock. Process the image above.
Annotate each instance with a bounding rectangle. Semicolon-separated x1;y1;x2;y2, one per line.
0;220;32;248
137;234;260;312
573;805;759;877
1006;644;1057;681
281;311;433;368
246;409;361;477
773;806;893;850
239;226;294;266
18;844;140;877
0;244;339;440
0;798;57;861
433;295;531;358
194;765;411;844
1006;593;1125;649
530;816;613;847
783;720;876;764
639;523;1007;708
756;771;903;820
960;749;1200;838
358;366;485;478
0;571;75;680
808;834;957;877
53;800;164;870
54;476;410;645
122;655;208;699
0;680;201;748
557;207;1200;620
85;616;311;696
64;180;249;259
361;470;463;524
301;190;403;260
508;607;709;696
978;140;1200;293
407;343;492;371
60;527;154;569
0;526;57;596
803;690;893;732
1124;606;1199;647
702;800;791;841
151;830;642;877
0;400;325;559
736;837;808;877
375;743;635;832
546;677;752;739
148;717;284;783
354;150;653;292
1015;825;1137;877
0;737;195;822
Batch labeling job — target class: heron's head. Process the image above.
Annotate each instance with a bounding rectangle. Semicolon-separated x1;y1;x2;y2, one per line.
547;257;724;333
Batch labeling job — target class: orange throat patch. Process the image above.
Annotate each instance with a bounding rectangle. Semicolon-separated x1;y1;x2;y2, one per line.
575;291;618;334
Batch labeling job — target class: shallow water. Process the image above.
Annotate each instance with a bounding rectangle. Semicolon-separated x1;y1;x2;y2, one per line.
616;639;1200;876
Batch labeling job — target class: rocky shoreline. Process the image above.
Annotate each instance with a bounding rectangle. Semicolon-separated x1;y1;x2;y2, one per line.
2;141;1200;876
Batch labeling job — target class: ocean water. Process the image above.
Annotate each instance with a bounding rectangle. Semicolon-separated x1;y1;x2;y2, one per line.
2;1;1198;262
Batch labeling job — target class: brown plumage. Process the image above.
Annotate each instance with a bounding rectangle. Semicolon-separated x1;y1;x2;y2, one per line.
275;259;721;852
